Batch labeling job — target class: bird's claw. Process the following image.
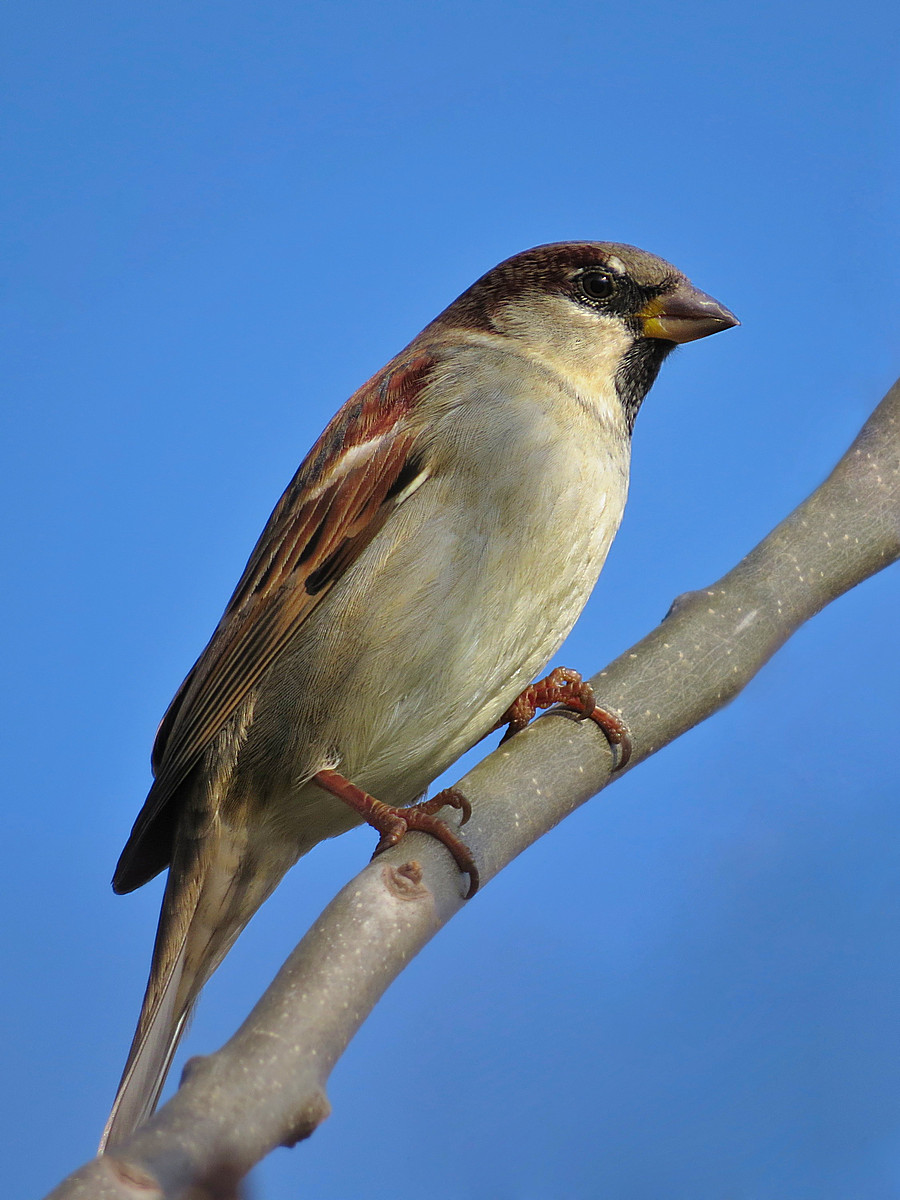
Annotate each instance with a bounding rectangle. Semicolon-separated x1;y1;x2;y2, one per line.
313;770;478;897
412;786;472;825
370;793;480;898
493;666;632;769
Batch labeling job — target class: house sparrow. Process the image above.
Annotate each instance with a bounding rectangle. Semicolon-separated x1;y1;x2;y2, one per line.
100;241;737;1150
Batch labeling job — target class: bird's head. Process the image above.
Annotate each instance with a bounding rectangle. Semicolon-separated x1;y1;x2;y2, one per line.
435;241;738;430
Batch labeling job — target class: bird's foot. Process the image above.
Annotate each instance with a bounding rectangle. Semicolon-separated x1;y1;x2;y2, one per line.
493;666;632;769
313;770;479;897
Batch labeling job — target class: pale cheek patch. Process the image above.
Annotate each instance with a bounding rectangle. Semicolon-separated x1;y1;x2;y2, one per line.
492;296;633;410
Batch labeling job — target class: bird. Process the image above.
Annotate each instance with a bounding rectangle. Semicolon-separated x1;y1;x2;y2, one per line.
100;241;738;1150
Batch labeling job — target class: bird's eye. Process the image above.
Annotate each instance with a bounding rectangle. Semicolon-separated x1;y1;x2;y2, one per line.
579;270;615;301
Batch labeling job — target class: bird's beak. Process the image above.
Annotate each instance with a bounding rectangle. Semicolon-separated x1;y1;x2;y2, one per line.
639;281;739;343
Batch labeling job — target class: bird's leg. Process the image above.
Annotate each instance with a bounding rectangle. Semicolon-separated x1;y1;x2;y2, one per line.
313;769;479;897
491;666;632;768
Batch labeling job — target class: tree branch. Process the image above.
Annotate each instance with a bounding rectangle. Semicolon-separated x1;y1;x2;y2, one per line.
46;380;900;1200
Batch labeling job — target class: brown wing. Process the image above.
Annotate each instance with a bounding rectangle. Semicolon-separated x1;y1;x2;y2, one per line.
113;353;436;893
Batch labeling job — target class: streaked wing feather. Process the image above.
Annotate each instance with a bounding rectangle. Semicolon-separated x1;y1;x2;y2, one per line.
114;354;435;891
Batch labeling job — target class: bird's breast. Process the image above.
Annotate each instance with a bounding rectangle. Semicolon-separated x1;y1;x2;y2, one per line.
246;357;631;838
327;365;628;781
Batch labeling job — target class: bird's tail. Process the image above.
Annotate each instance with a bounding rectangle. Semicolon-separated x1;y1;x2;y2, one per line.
99;824;289;1152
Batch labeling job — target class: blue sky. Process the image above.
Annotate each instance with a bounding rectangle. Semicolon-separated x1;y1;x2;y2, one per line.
3;3;899;1197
